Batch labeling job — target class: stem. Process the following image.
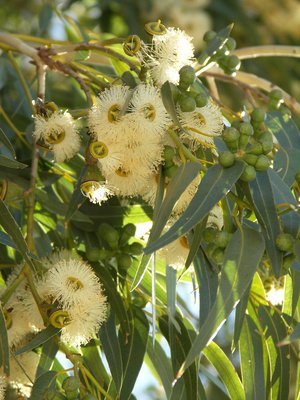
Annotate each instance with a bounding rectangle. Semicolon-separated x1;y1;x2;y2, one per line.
206;76;219;101
0;269;25;305
0;106;26;142
7;51;35;113
167;129;206;171
0;32;40;62
221;198;234;233
80;365;113;400
233;45;300;60
23;263;47;323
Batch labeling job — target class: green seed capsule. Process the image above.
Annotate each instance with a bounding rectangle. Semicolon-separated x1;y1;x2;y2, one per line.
218;151;235;168
222;127;240;143
282;254;295;272
164;165;178;178
239;134;250;149
179;65;196;87
117;253;133;270
239;165;256;182
128;242;144;255
243;153;258;166
178;95;196;112
226;37;236;51
246;143;263;155
231;120;241;130
269;89;283;101
62;377;80;393
86;248;101;262
195;93;208;108
203;30;217;42
65;390;79;400
206;243;216;257
258;132;273;154
97;223;119;245
275;233;294;252
251;108;266;123
215;231;231;249
226;55;240;69
163;145;176;162
255;155;271;171
119;223;136;246
211;247;224;264
203;227;218;243
43;390;66;400
239;122;254;136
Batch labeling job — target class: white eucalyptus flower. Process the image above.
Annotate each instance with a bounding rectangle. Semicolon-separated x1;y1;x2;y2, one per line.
179;100;224;146
9;350;40;397
0;374;6;400
81;180;113;205
33;111;80;162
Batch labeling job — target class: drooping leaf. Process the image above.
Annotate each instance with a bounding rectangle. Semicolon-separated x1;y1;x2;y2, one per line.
35;338;58;378
0;155;27;169
239;315;265;400
280;323;300;344
233;282;251;350
65;167;87;222
274;147;300;187
119;307;149;400
145;162;244;254
0;304;10;374
81;339;110;387
185;219;207;270
247;171;282;276
203;341;245;400
15;325;61;355
176;226;265;378
161;81;183;129
29;371;57;400
99;312;123;392
258;306;290;400
266;112;300;149
0;127;15;156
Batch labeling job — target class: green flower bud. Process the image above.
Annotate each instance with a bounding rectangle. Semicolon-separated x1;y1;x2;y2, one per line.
211;247;224;264
239;165;256;182
82;394;97;400
117;253;133;270
43;389;66;400
203;30;217;42
206;243;216;257
239;122;254;136
195;93;208;108
98;248;111;260
65;390;79;400
222;127;240;143
282;254;295;272
179;65;196;88
203;227;218;243
62;377;80;394
226;37;236;51
164;165;178;178
231;120;241;130
86;248;102;262
258;131;273;154
269;89;283;101
226;55;240;70
218;151;235;168
243;153;258;166
275;233;294;252
279;105;291;117
239;134;250;149
97;223;119;246
163;145;176;162
255;155;271;171
215;231;231;249
251;108;266;123
246;143;263;155
128;242;144;255
178;94;196;112
119;223;136;246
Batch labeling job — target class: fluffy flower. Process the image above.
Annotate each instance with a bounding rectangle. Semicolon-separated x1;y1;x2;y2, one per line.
140;27;194;86
44;258;105;309
88;85;131;140
173;174;201;215
9;350;40;397
266;278;285;306
207;204;224;230
129;84;171;136
0;374;6;400
81;181;113;205
159;234;190;270
179;100;224;146
106;166;150;197
33;111;80;162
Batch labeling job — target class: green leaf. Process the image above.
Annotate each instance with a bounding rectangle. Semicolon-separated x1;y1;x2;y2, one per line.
35;338;58;378
281;323;300;344
161;81;184;129
149;162;201;244
146;340;173;398
203;341;245;400
65;167;87;222
0;199;36;269
119;307;149;400
239;315;265;400
39;3;53;32
258;306;290;399
274;147;300;186
145;162;244;254
0;230;17;249
176;226;265;378
29;371;56;400
0;155;27;169
0;128;15;157
99;312;123;392
233;283;251;350
185;220;207;270
193;247;218;326
0;304;10;374
247;171;282;276
14;325;60;355
166;266;177;321
266;112;300;149
269;168;300;237
82;339;110;386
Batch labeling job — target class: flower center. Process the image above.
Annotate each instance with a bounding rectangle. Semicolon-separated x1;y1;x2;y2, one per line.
89;141;109;159
80;181;101;198
46;128;66;144
115;167;130;177
197;113;206;125
142;104;156;121
108;104;121;122
67;276;84;291
179;236;189;249
49;310;72;328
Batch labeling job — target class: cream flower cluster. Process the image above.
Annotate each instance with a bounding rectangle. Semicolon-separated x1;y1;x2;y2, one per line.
33;111;80;162
139;27;195;86
88;84;171;197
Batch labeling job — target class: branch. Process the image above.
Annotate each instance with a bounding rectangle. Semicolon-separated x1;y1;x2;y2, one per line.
233;45;300;60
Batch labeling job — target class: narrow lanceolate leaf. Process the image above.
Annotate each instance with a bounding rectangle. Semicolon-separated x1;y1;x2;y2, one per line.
258;306;290;400
145;162;244;254
274;147;300;186
0;199;36;269
0;128;15;156
176;226;265;378
161;81;183;129
100;312;123;392
29;371;57;400
280;323;300;344
185;219;207;270
193;248;218;326
65;166;86;221
149;162;201;243
239;315;265;400
266;112;300;149
119;307;149;400
198;24;233;65
203;341;245;400
0;305;10;374
166;266;177;320
15;325;60;355
0;155;27;169
35;338;58;378
248;171;282;276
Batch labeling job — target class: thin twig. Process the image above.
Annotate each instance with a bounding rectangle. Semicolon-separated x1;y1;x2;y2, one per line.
233;45;300;60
